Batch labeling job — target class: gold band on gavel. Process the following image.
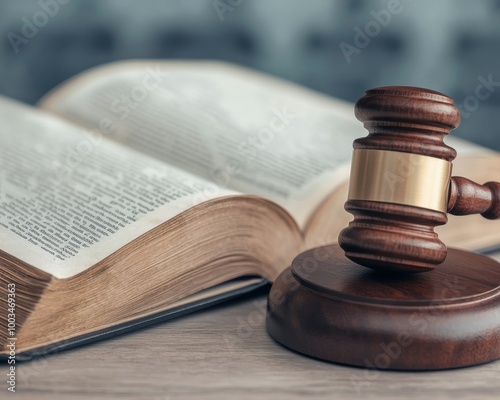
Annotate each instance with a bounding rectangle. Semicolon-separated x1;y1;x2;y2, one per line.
348;149;453;213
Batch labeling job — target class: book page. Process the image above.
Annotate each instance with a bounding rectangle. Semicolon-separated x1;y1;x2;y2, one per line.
40;61;362;227
0;97;236;279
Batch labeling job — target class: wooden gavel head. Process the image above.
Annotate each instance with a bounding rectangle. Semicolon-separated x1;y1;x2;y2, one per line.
338;86;500;273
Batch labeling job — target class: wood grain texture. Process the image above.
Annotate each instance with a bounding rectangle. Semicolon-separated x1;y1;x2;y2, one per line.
339;86;459;272
1;278;500;400
339;200;448;272
449;177;500;219
267;244;500;371
339;86;500;272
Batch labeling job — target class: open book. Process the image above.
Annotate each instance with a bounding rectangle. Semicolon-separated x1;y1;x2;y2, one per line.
1;61;500;359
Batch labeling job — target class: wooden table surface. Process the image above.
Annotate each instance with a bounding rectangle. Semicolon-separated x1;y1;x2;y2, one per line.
2;284;500;400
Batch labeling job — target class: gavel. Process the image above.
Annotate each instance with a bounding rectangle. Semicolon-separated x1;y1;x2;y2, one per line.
267;86;500;370
338;86;500;273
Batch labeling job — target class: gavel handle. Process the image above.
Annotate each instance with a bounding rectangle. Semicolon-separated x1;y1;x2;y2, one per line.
448;177;500;219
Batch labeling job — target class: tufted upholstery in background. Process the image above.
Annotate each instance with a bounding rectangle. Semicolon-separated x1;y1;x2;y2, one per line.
0;0;499;149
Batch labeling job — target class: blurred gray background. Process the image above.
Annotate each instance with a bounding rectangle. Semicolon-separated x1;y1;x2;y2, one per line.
0;0;499;150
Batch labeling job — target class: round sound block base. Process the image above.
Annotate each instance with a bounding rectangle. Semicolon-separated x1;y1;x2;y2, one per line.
266;244;500;370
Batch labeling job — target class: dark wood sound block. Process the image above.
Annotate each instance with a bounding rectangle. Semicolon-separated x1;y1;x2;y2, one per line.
266;244;500;370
